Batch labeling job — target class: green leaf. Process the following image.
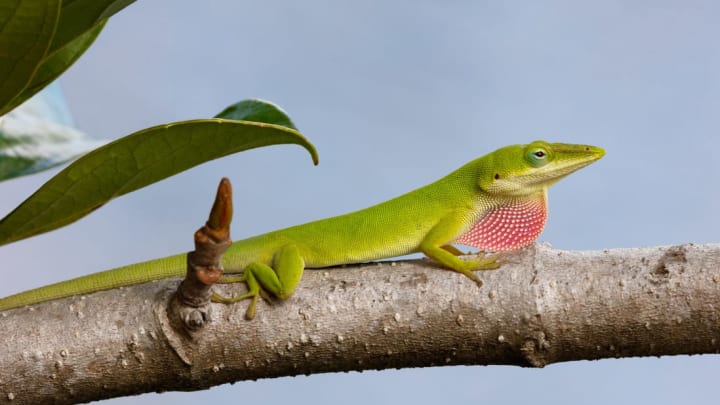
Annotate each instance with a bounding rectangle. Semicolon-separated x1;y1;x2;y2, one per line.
0;0;60;114
1;0;134;114
0;101;318;246
48;0;133;55
0;82;103;181
216;99;298;130
17;19;106;102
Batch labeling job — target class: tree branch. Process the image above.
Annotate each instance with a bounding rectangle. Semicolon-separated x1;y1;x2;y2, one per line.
1;243;718;404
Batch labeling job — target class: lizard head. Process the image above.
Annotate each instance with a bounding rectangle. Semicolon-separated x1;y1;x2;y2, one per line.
478;140;605;197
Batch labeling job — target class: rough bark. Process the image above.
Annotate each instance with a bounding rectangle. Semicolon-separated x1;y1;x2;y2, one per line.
0;243;718;404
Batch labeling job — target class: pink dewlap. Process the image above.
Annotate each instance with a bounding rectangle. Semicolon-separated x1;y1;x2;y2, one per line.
455;198;547;252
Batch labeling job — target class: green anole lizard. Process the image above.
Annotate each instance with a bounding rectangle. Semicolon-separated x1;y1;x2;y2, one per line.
0;141;604;319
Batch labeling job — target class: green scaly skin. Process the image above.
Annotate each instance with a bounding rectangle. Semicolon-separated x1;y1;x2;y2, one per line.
0;141;604;319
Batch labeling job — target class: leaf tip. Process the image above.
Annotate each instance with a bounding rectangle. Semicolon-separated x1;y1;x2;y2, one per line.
311;150;320;166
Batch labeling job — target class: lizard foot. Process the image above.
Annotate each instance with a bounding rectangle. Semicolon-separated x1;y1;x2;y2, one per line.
212;290;259;320
456;253;502;287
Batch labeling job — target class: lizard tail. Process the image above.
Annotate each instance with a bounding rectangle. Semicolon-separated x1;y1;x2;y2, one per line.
0;253;186;312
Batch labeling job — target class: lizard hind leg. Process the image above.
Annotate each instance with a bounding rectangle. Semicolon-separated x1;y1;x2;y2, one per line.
212;268;263;319
215;272;273;300
211;244;304;320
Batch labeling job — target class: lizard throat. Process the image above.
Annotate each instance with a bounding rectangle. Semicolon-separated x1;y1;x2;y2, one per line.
454;196;547;252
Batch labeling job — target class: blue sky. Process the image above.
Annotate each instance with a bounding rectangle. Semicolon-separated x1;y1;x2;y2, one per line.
1;1;719;403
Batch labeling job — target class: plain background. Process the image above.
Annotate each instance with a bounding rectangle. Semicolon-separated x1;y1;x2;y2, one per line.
1;1;719;403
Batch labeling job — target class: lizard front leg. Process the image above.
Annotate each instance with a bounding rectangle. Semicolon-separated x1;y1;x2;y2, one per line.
420;215;500;286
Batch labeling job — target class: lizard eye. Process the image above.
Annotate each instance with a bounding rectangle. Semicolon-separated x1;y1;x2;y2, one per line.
527;147;549;167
